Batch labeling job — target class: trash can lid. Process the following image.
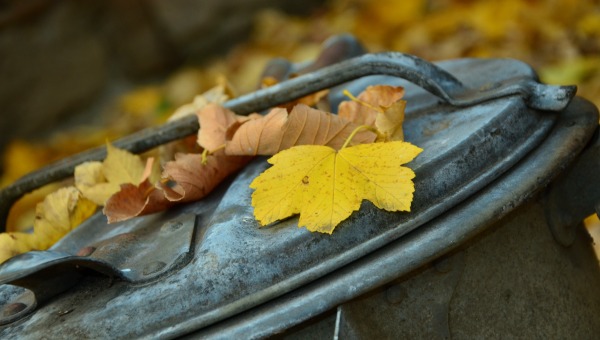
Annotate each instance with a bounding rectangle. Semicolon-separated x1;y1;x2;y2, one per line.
0;52;589;338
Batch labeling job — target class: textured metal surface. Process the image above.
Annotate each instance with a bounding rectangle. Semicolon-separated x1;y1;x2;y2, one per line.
191;97;598;340
0;214;196;323
0;56;574;338
0;52;576;231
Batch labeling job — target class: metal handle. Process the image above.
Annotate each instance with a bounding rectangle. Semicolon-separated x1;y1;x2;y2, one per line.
0;52;576;231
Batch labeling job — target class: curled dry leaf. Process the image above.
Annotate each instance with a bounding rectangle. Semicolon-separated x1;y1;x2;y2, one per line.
33;187;97;249
161;84;232;162
74;162;118;206
159;151;252;203
339;85;406;141
103;151;251;223
196;103;257;152
2;183;98;263
75;143;146;205
225;104;377;156
103;180;173;223
102;157;168;223
376;99;406;141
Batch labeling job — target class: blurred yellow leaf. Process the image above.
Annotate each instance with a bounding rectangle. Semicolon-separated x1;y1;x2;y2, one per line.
74;162;117;206
0;232;37;264
120;86;164;119
168;84;231;122
250;140;422;234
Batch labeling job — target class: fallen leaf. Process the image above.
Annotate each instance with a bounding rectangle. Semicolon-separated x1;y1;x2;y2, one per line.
159;152;252;203
0;232;38;264
103;179;173;223
196;103;256;152
225;104;377;156
168;84;231;122
250;140;422;234
103;143;146;185
338;85;405;124
376;99;406;141
338;85;406;141
163;84;235;160
33;187;97;249
74;162;117;206
102;157;168;223
75;143;146;205
103;151;251;223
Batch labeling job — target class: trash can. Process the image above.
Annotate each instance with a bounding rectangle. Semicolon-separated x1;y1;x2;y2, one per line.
1;39;598;338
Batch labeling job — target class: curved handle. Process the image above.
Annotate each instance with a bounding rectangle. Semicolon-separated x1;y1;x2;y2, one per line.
0;52;576;231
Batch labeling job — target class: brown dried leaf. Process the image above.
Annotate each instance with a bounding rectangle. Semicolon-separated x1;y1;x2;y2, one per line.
196;103;254;151
225;104;377;156
159;152;252;203
103;180;173;223
338;85;405;126
376;99;406;141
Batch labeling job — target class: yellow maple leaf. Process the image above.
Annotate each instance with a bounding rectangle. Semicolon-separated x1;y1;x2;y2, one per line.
75;143;146;205
250;140;422;234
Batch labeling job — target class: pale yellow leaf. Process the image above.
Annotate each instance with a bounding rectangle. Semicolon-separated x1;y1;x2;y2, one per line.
375;100;406;141
33;187;97;249
103;143;146;186
76;144;148;205
75;161;120;205
0;232;38;264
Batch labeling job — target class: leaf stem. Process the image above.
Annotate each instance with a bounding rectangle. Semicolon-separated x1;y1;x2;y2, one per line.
342;89;382;113
201;144;227;164
341;125;379;150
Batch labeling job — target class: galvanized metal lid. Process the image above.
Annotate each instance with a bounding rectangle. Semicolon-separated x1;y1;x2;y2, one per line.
0;50;587;338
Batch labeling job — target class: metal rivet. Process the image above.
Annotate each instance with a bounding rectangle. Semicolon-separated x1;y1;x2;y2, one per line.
2;303;27;317
142;261;167;276
433;257;452;273
161;221;183;233
385;284;407;305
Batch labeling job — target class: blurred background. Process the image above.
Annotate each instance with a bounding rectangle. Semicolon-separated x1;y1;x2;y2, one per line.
1;0;599;244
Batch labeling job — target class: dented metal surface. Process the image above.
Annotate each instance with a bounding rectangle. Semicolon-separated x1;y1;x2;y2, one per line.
0;214;197;324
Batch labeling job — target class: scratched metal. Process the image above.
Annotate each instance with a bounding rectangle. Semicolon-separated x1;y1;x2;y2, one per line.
0;57;572;338
190;97;599;339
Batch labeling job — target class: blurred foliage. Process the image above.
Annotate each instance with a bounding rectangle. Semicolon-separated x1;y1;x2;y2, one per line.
2;0;599;233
